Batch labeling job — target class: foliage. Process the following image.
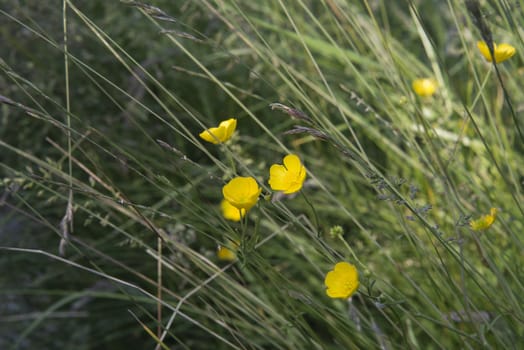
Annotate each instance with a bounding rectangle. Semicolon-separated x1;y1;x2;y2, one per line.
1;0;523;349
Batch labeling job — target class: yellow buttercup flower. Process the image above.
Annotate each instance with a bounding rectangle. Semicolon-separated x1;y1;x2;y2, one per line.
268;154;307;194
470;207;497;231
221;199;246;222
217;241;239;261
217;246;236;261
222;176;261;211
412;78;437;97
199;118;237;144
324;262;359;299
477;41;516;63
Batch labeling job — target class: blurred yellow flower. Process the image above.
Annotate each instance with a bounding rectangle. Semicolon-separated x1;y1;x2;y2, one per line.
470;207;497;231
268;154;306;194
325;262;359;299
221;199;246;221
217;244;238;261
412;78;437;97
222;176;261;211
477;41;516;63
199;118;237;144
217;240;240;261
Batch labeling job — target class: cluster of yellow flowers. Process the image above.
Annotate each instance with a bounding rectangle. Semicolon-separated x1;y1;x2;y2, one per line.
412;40;516;98
198;38;513;301
199;119;307;220
199;118;360;299
411;41;508;233
466;42;506;231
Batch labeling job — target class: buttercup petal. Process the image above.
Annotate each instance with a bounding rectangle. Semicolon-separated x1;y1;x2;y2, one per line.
222;118;237;140
200;127;227;144
283;154;302;173
221;199;246;221
268;164;289;191
477;41;493;62
283;178;303;194
495;44;516;62
324;270;340;288
283;164;307;194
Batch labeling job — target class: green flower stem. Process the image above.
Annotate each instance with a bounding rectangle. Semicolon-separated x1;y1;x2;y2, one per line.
492;60;524;144
240;209;248;235
222;143;237;175
338;235;364;268
300;191;320;235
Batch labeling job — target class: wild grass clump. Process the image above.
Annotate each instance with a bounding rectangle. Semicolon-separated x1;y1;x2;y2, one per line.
1;0;523;349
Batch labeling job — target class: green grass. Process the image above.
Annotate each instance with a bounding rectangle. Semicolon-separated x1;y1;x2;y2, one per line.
1;0;523;349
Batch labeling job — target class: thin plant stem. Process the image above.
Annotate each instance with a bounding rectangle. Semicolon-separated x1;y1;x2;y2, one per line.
156;236;163;343
492;61;524;144
338;235;365;268
60;0;73;257
300;191;320;235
